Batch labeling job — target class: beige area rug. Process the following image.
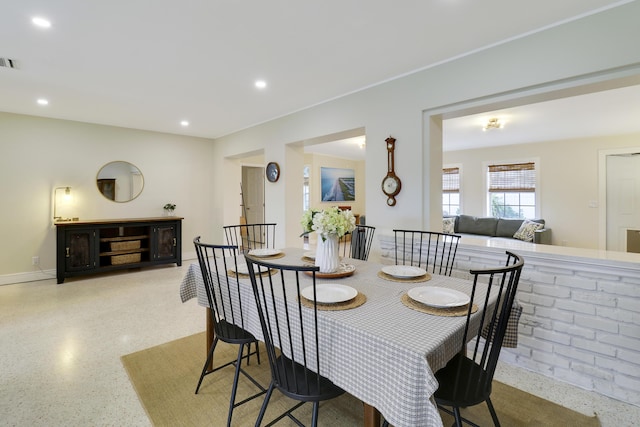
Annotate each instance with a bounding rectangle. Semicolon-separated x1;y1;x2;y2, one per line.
121;333;600;427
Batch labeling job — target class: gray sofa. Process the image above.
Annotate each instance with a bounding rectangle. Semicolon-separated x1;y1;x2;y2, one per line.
445;214;552;244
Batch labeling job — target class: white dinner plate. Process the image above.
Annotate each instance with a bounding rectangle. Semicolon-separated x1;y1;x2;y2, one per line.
382;265;427;278
248;248;282;257
407;286;470;308
300;283;358;304
303;251;316;260
230;263;250;275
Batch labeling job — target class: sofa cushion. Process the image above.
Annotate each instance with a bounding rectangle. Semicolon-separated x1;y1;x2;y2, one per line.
496;219;524;237
443;217;456;234
457;215;498;237
513;219;545;242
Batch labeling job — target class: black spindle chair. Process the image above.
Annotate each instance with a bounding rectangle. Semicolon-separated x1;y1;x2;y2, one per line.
245;255;345;427
435;251;524;427
224;223;277;254
193;237;266;427
339;225;376;261
384;251;524;427
393;229;461;276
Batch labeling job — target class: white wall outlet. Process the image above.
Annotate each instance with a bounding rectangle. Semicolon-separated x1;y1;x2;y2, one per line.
32;256;39;265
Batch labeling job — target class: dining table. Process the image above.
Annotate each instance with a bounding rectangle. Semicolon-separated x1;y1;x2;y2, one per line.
179;247;519;427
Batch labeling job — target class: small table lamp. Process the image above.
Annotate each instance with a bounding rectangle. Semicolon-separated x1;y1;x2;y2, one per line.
53;186;74;221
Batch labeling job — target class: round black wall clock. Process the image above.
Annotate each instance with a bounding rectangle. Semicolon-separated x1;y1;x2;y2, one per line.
266;162;280;183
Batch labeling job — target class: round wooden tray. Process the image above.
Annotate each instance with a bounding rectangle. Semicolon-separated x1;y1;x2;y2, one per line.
303;263;356;278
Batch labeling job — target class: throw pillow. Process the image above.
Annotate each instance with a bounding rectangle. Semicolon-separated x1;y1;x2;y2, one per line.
443;217;456;234
513;219;544;242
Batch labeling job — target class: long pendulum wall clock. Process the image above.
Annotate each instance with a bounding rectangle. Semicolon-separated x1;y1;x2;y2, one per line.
381;136;401;206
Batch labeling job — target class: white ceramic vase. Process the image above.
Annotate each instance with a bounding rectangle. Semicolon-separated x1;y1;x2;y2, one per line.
315;233;340;273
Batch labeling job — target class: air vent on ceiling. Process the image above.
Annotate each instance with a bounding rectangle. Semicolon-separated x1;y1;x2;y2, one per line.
0;58;18;69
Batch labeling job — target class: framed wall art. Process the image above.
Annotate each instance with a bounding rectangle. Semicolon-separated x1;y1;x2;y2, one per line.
320;167;355;201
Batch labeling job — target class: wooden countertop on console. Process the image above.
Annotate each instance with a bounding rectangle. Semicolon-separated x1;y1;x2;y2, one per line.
54;217;184;226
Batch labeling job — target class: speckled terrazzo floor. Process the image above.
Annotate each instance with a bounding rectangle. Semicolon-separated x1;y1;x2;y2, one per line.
0;262;638;426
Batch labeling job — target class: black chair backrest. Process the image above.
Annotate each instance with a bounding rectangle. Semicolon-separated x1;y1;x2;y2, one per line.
223;223;276;254
462;251;524;394
193;237;248;336
339;225;376;261
244;255;327;398
393;229;461;276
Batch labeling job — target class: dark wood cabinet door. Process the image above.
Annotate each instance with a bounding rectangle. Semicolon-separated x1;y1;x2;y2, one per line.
154;225;176;260
65;229;96;271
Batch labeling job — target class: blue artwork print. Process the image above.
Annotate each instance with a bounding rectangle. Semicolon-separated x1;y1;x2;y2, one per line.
321;167;355;201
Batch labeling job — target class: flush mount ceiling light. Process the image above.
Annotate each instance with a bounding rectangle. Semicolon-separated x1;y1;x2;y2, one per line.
180;120;189;127
32;17;52;28
254;80;267;89
482;117;504;131
37;98;49;105
0;58;18;69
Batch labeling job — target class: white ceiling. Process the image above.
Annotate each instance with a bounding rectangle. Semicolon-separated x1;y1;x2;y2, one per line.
306;83;640;159
443;84;640;152
0;0;635;148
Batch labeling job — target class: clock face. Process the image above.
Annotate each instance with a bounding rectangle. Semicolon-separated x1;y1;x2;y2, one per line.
382;176;400;196
266;162;280;183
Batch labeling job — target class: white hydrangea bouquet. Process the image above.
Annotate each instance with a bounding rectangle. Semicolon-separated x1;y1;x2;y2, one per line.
300;207;356;241
301;207;356;272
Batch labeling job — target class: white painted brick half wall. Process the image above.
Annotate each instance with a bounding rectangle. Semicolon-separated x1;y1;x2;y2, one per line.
377;233;640;407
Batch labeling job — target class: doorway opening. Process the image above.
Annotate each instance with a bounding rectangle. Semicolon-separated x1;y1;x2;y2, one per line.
241;165;265;232
432;70;640;250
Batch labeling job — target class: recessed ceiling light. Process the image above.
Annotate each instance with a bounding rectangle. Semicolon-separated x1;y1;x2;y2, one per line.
180;120;189;127
32;17;51;28
37;98;49;105
255;80;267;89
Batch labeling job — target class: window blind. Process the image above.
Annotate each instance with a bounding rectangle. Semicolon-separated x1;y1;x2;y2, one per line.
488;162;535;192
443;167;459;193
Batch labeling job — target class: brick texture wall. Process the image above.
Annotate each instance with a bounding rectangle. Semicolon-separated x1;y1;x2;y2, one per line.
378;234;640;406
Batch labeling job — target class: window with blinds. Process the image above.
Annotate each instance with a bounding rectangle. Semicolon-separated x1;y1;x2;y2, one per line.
487;162;536;218
488;162;535;192
443;167;460;215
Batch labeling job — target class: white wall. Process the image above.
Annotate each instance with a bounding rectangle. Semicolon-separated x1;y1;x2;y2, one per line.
443;132;640;249
0;112;214;282
210;2;640;245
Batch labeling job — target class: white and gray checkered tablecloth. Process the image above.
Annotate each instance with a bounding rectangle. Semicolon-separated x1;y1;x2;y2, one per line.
179;248;521;427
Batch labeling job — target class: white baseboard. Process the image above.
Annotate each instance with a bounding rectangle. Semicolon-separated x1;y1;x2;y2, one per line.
1;254;195;286
0;269;57;286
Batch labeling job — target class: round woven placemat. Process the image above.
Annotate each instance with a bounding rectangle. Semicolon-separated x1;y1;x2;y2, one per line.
301;256;315;263
299;292;366;311
249;252;285;260
227;269;278;279
401;293;477;317
377;271;432;283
